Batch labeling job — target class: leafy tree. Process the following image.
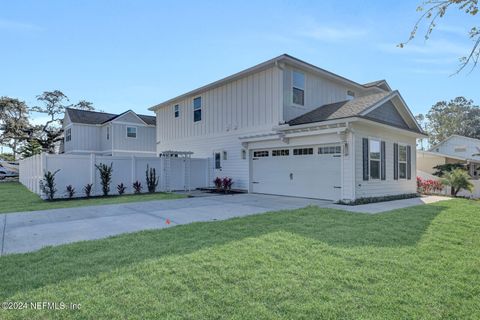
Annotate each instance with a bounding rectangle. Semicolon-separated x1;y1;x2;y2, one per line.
432;163;466;177
418;97;480;145
0;153;15;161
30;90;95;153
20;139;42;158
0;97;32;159
400;0;479;73
441;168;474;196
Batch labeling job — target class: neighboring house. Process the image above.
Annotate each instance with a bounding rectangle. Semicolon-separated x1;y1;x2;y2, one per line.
417;135;480;179
62;108;157;157
150;54;425;201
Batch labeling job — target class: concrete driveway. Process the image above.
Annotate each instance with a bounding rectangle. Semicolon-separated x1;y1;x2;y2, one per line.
0;194;331;255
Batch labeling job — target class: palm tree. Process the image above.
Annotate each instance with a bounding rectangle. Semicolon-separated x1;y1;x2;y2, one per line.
441;169;474;197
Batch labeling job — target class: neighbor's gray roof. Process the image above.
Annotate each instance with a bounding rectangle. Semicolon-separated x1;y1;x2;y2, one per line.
65;108;156;126
288;92;390;126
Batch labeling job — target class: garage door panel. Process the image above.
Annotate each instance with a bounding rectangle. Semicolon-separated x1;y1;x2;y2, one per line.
252;146;341;200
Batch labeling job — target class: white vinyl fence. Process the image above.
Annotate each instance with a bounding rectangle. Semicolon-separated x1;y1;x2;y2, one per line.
417;170;480;199
20;153;209;199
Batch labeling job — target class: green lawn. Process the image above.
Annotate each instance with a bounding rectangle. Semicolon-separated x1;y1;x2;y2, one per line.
0;199;479;319
0;182;184;214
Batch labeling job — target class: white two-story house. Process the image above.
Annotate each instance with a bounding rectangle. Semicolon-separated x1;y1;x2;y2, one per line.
150;54;425;201
62;108;156;157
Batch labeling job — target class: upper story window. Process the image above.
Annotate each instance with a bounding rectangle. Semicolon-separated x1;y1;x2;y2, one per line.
174;104;179;118
65;128;72;142
398;145;407;179
193;97;202;122
106;127;110;140
126;126;137;138
292;71;305;106
347;90;355;100
369;140;381;179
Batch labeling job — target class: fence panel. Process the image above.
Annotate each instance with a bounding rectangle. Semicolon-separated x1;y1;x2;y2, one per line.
19;153;208;199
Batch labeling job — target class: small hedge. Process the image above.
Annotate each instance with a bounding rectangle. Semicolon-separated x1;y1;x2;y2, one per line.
337;193;419;206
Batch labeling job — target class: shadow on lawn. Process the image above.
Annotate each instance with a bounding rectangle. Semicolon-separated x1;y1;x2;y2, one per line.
0;203;446;299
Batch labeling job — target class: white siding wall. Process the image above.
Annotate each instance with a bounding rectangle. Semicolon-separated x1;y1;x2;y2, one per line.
155;66;284;189
112;123;156;154
64;124;102;153
353;123;417;198
282;64;370;121
156;66;283;142
435;136;480;162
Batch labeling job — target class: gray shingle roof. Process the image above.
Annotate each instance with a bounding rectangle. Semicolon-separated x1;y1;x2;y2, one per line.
65;108;156;126
288;92;390;126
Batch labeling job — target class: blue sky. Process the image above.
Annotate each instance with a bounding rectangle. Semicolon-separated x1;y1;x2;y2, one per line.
1;0;479;123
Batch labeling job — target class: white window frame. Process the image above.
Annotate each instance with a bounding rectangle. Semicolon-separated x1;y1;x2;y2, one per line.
126;126;137;139
292;70;305;106
398;143;408;180
214;152;222;169
174;104;179;118
193;97;202;122
65;128;72;142
369;139;381;180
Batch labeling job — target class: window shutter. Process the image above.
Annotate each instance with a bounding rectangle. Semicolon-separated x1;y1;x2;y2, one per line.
381;141;386;180
407;145;412;180
393;143;398;180
362;138;369;181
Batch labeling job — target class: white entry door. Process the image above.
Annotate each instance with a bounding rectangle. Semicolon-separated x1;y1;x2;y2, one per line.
251;145;342;200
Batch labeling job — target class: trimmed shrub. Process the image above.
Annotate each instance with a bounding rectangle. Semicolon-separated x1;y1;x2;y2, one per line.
222;177;233;193
117;183;127;195
337;193;419;206
146;165;159;193
84;183;93;198
95;162;113;196
66;185;76;199
214;177;223;191
40;170;60;201
133;181;142;194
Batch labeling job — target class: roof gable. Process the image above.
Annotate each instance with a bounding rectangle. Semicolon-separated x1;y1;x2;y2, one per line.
287;91;423;134
109;110;148;125
364;100;409;130
65;108;155;126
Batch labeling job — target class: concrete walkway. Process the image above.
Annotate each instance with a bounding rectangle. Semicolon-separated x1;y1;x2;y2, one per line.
0;194;450;255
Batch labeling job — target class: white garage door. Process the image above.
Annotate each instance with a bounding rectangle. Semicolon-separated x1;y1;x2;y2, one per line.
251;145;342;200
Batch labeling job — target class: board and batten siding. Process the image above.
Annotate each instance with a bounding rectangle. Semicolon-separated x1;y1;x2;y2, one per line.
155;66;284;189
156;66;283;142
353;122;417;198
64;124;102;153
112;123;156;154
282;64;369;122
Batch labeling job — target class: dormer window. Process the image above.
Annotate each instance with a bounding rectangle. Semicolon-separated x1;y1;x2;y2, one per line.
292;71;305;106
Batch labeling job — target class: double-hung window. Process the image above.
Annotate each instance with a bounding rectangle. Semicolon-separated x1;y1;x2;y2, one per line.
399;145;407;179
193;97;202;122
369;140;381;180
292;71;305;106
65;128;72;142
106;127;110;140
174;104;179;118
126;126;137;138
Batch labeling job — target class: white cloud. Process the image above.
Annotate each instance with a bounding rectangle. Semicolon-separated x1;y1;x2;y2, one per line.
379;39;470;56
0;19;42;32
302;25;368;41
